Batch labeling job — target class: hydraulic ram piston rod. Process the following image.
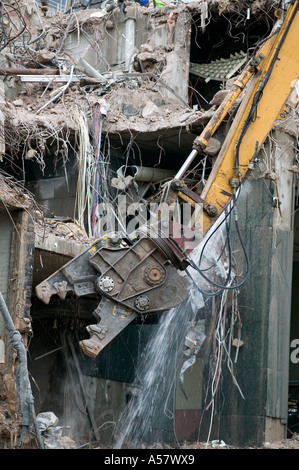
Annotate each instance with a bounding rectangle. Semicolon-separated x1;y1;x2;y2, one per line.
175;149;198;179
174;50;267;180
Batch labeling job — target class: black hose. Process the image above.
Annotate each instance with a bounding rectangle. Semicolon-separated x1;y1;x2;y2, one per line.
187;193;250;296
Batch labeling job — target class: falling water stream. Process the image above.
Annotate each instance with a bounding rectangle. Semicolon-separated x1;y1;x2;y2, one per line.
113;295;200;448
112;226;230;449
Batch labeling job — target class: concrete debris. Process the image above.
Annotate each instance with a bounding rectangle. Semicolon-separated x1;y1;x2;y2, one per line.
273;107;299;138
204;137;221;156
35;218;91;244
209;89;230;106
14;317;32;336
141;100;160;118
211;0;279;15
232;338;244;347
211;439;228;448
179;110;194;122
36;411;59;431
134;49;166;74
0;0;281;158
12;99;24;107
49;221;89;240
0;2;228;148
0;174;36;209
2;374;18;415
35;49;56;65
263;170;279;181
36;412;76;449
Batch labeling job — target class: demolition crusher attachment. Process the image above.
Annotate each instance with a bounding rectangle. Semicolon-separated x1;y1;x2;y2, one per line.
35;228;192;358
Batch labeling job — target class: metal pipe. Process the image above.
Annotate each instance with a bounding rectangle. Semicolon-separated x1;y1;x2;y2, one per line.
118;165;175;183
125;18;136;72
0;68;59;75
175;149;198;179
77;58;106;80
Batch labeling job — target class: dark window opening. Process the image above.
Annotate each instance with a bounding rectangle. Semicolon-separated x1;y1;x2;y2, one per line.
188;11;276;110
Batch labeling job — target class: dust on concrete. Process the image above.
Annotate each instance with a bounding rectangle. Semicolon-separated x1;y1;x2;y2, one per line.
90;433;299;449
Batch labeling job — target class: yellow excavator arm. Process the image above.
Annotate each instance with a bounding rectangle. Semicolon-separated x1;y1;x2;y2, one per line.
35;0;299;357
176;0;299;236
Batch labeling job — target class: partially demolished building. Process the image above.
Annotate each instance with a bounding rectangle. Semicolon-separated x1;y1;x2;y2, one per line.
0;0;299;450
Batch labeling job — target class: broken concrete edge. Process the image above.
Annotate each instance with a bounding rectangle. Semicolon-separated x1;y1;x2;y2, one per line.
0;175;37;211
0;1;280;147
35;231;90;258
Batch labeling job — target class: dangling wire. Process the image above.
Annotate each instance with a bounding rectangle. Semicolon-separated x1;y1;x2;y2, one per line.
91;102;104;238
72;108;94;236
186;190;250;297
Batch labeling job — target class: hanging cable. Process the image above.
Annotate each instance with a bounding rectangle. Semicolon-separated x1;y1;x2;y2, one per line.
91;102;103;237
186;189;250;297
72;108;95;237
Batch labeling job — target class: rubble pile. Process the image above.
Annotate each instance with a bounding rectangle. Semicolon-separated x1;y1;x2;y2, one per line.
34;216;92;245
36;411;76;449
0;0;281;165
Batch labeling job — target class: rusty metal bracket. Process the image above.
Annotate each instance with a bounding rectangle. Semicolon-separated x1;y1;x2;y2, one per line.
178;185;218;217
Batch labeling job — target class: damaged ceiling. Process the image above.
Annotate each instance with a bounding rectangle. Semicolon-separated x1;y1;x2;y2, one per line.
0;0;281;171
0;0;286;235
